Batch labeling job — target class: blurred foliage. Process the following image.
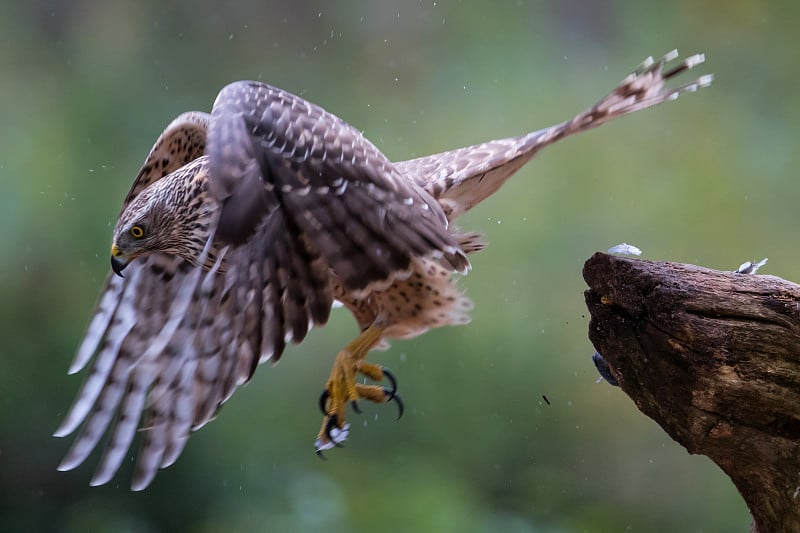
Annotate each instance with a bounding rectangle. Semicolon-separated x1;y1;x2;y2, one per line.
2;0;796;531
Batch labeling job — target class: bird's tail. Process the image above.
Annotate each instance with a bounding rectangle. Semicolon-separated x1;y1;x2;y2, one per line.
398;50;712;221
550;50;712;139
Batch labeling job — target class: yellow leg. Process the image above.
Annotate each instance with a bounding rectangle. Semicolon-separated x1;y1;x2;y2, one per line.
315;325;402;453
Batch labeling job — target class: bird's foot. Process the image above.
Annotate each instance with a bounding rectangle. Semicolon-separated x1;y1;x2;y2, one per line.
314;326;403;455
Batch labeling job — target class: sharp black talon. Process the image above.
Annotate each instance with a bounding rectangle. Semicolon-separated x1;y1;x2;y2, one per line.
324;415;339;441
382;368;398;395
350;400;362;414
384;388;404;420
318;389;330;415
316;449;327;460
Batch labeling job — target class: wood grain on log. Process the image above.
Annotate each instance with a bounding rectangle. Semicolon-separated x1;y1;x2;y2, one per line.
583;252;800;533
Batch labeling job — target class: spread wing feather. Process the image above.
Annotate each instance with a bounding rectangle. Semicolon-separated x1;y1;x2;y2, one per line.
207;81;470;292
56;254;256;489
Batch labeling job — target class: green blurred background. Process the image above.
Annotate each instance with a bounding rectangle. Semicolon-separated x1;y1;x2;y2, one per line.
2;0;795;531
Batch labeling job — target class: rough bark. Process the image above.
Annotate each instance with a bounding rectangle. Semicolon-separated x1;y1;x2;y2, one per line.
583;252;800;533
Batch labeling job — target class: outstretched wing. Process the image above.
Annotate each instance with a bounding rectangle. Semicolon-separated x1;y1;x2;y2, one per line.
55;249;261;490
206;81;469;294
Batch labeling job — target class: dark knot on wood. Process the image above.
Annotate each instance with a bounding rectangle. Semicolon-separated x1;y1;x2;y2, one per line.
583;252;800;533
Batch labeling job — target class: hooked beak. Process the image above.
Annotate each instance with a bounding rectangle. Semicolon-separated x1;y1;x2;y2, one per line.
110;244;129;277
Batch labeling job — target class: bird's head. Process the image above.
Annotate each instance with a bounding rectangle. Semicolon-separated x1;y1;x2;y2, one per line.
110;160;217;276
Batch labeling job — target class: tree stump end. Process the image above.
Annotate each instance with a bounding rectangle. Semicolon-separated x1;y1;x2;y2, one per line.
583;252;800;532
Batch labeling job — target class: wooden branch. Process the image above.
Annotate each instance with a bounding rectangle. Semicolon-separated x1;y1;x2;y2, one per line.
583;252;800;533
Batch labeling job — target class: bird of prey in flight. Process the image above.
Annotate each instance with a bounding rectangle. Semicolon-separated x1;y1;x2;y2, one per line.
55;50;711;490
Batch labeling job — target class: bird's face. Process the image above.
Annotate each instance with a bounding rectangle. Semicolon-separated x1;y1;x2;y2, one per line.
110;188;173;276
109;166;214;276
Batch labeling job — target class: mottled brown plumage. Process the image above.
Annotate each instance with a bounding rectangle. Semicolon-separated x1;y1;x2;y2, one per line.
56;50;711;489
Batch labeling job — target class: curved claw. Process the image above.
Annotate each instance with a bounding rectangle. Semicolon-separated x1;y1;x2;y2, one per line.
324;415;339;442
318;389;330;415
385;388;404;420
350;400;362;414
382;367;398;396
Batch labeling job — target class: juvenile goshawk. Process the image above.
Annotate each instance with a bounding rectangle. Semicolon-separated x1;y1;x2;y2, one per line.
55;50;711;490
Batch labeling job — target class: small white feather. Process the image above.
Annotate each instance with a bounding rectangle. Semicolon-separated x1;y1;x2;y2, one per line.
734;258;768;275
607;243;642;256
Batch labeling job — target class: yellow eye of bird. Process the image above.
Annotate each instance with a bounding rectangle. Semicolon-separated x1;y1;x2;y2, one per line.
130;225;144;238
